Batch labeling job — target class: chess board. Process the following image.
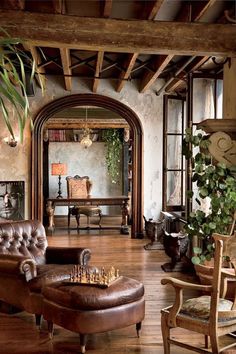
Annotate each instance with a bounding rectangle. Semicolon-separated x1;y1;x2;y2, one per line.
63;265;121;288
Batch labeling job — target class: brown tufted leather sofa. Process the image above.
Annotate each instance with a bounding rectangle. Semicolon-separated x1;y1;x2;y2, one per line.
0;220;91;325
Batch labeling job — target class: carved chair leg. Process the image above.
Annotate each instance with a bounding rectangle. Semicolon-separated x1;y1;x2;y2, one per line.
87;215;90;228
161;312;170;354
35;314;41;328
136;322;142;337
47;320;54;339
75;213;81;228
80;334;88;353
99;212;102;228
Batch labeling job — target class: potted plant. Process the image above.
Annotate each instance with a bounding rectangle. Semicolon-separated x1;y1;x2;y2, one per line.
0;29;43;143
182;127;236;265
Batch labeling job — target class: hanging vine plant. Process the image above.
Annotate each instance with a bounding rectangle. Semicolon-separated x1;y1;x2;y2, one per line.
102;129;123;184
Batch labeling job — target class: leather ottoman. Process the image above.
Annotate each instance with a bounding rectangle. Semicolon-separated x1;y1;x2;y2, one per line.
42;276;145;353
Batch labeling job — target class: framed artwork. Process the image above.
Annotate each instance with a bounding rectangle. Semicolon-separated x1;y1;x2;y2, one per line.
0;181;25;221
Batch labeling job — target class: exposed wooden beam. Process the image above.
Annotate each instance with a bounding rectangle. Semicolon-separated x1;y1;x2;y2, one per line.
60;48;72;91
116;53;138;93
117;1;163;93
192;0;217;22
140;55;173;93
1;10;236;57
165;56;210;93
176;0;217;22
52;0;66;14
142;0;165;20
26;45;46;88
103;0;113;18
93;51;104;93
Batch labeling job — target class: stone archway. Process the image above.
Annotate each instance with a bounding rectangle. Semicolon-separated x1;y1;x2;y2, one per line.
32;93;143;238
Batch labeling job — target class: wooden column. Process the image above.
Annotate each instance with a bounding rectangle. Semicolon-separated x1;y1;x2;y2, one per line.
223;58;236;119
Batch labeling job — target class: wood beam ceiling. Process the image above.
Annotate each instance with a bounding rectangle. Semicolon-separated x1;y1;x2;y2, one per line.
93;51;104;92
165;56;210;93
103;0;113;18
1;10;235;57
140;55;174;93
26;45;46;88
60;48;72;91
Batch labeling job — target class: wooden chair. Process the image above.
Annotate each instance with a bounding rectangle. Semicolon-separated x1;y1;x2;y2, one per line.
66;175;102;229
161;232;236;354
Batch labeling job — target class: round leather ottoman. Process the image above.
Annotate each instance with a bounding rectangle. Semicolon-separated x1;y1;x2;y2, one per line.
42;276;145;353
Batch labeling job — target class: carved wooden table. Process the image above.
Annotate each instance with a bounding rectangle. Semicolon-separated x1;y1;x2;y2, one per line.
46;196;130;234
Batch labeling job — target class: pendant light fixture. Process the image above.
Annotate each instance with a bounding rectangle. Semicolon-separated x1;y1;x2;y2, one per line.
80;107;93;148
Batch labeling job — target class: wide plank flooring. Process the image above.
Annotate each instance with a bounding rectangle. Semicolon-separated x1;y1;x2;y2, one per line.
0;218;235;353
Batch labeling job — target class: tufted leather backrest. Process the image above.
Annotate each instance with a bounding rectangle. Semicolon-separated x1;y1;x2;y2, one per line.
0;220;48;265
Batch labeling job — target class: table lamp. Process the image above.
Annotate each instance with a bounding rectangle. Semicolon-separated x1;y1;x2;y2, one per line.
51;162;67;198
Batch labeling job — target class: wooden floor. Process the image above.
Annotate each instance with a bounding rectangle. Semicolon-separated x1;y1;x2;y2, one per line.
0;217;235;354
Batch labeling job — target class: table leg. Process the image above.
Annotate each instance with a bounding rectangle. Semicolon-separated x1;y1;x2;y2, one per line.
121;200;129;234
46;201;55;231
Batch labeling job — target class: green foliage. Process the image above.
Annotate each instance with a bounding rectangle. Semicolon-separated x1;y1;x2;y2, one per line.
102;129;123;184
183;128;236;264
0;28;44;142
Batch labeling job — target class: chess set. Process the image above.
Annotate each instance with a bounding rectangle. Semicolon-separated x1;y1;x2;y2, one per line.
65;265;121;288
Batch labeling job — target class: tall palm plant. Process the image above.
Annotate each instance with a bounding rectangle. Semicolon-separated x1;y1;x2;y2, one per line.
0;29;42;143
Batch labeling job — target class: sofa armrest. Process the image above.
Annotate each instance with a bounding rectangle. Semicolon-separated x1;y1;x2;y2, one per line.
0;254;37;281
45;247;91;265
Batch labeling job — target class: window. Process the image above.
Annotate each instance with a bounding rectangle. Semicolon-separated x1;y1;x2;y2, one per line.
163;95;186;212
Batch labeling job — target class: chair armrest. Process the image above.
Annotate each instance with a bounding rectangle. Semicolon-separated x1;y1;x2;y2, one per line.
45;247;91;265
0;254;37;281
161;277;212;328
161;277;212;292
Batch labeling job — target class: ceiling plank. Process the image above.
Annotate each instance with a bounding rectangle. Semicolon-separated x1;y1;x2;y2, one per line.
192;0;218;22
1;10;236;57
60;48;72;91
116;53;139;93
142;0;165;20
165;56;210;93
116;1;163;92
93;51;104;93
140;55;173;93
103;0;113;18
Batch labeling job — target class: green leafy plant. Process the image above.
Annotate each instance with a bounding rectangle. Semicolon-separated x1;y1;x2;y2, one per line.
0;29;44;142
102;129;123;184
183;127;236;265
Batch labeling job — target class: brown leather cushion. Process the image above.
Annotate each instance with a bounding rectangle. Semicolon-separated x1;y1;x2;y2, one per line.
42;276;144;310
73;206;101;217
28;264;73;293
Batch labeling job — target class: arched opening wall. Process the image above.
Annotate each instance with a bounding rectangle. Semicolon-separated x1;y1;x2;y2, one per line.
32;93;144;237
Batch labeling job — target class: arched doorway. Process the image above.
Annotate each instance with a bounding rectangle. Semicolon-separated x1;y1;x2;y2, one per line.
32;93;143;238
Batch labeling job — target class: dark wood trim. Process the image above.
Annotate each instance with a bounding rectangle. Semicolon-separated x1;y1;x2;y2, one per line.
32;93;143;238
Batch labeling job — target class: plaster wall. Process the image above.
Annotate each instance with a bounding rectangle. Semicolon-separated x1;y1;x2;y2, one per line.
0;76;165;221
49;141;122;215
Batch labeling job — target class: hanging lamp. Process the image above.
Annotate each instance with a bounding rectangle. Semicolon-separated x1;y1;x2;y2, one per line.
80;107;93;148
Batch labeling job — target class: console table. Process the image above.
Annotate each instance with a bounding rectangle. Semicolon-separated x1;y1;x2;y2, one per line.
46;196;129;234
